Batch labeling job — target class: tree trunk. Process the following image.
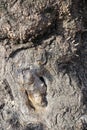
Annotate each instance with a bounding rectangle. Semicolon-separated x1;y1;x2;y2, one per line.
0;0;87;130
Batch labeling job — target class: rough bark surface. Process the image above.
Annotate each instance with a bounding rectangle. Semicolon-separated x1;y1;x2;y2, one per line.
0;0;87;130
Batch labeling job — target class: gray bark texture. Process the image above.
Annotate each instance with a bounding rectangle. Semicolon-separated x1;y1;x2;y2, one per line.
0;0;87;130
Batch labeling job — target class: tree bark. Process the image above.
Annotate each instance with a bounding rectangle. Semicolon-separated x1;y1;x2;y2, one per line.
0;0;87;130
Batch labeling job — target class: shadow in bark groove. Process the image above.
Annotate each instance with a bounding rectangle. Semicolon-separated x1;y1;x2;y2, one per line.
9;112;20;129
24;123;44;130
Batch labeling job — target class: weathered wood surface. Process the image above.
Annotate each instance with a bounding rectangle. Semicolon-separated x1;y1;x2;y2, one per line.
0;0;87;130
